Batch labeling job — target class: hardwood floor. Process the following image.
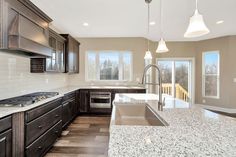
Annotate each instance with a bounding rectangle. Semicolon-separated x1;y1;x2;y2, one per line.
45;116;110;157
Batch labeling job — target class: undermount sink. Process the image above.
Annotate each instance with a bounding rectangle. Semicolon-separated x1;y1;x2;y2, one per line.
113;104;168;126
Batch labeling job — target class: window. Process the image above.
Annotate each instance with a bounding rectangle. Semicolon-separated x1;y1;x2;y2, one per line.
202;51;220;98
86;51;132;81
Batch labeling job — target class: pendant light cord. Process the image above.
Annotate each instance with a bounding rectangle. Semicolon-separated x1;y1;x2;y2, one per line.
160;0;163;37
196;0;198;10
147;3;150;51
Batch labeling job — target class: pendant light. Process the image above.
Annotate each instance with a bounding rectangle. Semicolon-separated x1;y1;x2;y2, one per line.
144;0;152;60
184;0;209;38
156;0;169;53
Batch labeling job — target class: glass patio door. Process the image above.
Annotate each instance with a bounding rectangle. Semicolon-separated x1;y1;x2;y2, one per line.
157;59;192;102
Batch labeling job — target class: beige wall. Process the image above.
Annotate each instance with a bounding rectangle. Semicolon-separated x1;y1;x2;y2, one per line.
69;36;236;109
154;36;236;109
69;37;148;85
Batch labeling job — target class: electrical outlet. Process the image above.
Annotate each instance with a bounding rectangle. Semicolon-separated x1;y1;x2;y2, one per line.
202;99;206;103
136;77;140;82
45;79;49;84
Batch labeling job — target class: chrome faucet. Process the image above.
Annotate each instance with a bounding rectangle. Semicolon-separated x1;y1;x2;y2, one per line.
142;64;165;111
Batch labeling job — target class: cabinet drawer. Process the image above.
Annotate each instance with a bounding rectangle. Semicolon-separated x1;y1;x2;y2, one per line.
25;98;62;122
26;106;62;146
25;121;62;157
0;116;11;133
63;92;76;103
0;129;12;157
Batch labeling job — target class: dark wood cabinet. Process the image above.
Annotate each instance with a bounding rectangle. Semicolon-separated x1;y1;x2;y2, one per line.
0;129;12;157
79;90;89;113
62;91;77;128
61;34;80;73
25;106;62;146
24;98;62;156
31;29;66;73
0;116;12;157
46;29;66;72
25;121;62;157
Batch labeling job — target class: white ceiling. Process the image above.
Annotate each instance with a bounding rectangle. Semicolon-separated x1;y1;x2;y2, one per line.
31;0;236;41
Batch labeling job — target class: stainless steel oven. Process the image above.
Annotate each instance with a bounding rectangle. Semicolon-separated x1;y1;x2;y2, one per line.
90;92;111;109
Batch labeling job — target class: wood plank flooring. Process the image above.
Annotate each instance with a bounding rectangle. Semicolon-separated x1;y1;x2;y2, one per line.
45;116;111;157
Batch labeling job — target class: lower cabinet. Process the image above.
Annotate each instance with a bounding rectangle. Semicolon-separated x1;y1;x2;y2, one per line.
79;90;89;113
0;129;12;157
0;116;12;157
24;98;62;157
25;121;62;157
62;91;77;128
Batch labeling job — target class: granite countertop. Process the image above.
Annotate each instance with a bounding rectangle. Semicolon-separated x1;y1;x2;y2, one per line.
0;85;145;118
109;94;236;157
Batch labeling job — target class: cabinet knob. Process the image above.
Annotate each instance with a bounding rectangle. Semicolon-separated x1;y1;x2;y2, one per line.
55;130;59;134
38;125;43;129
55;114;59;118
38;146;43;150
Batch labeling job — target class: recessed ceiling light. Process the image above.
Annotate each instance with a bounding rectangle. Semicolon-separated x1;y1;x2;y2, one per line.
83;22;89;26
149;21;156;26
216;20;224;24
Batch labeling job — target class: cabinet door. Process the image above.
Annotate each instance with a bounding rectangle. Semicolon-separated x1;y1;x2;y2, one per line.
68;37;75;73
79;90;89;113
0;129;12;157
71;99;77;119
62;102;71;128
46;36;57;71
57;40;65;72
73;41;79;73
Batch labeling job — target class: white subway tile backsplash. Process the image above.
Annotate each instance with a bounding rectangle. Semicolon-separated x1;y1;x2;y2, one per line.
0;51;68;100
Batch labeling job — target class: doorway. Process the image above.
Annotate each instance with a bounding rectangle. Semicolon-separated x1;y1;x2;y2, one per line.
157;58;194;103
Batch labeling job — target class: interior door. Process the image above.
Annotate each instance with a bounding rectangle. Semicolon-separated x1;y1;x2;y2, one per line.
157;59;192;103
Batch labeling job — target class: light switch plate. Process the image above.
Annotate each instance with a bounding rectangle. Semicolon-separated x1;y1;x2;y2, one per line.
202;99;206;103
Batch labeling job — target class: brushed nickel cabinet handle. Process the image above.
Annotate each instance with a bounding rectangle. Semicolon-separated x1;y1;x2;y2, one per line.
38;125;43;129
38;146;43;150
55;114;59;118
0;137;6;142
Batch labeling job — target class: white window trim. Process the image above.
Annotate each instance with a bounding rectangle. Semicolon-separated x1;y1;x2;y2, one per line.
156;57;195;105
85;50;133;82
202;51;220;99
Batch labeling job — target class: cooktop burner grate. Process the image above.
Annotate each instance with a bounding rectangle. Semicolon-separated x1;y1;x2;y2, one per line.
0;92;59;107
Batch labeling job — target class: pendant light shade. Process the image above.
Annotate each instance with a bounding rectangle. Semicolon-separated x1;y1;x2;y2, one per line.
156;38;169;53
156;0;169;53
144;51;152;59
184;0;210;38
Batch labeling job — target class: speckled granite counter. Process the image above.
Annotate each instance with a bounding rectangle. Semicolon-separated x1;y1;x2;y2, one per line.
109;94;236;157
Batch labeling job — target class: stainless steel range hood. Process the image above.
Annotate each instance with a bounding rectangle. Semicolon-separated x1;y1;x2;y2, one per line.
0;0;53;57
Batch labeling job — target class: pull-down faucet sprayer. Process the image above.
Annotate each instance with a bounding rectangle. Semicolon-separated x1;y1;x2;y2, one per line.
141;64;165;111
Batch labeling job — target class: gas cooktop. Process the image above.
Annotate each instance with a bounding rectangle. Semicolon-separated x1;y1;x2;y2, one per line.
0;92;59;107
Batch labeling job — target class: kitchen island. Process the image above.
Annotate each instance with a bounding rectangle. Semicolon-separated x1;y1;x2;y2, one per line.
109;94;236;157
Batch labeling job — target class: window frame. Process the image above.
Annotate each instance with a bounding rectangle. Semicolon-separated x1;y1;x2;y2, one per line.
85;50;133;82
202;51;220;99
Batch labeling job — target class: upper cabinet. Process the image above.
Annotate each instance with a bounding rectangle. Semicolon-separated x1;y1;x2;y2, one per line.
0;0;53;56
61;34;80;73
46;29;66;72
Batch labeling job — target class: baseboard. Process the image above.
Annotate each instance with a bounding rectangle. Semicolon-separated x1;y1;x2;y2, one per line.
198;104;236;114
